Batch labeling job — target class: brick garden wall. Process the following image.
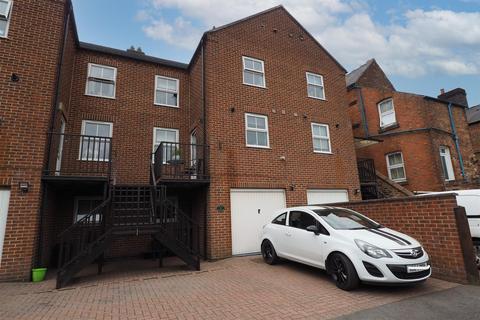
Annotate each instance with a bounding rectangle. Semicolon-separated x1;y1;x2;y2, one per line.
337;194;477;284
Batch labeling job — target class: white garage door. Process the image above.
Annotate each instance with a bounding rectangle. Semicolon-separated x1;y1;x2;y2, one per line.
230;189;286;255
0;190;11;265
307;189;349;205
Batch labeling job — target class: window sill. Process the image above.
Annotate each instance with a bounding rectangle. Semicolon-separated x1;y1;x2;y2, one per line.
243;82;267;89
84;93;116;100
313;150;333;155
391;179;408;185
246;145;271;149
378;122;399;134
154;103;180;109
308;95;327;101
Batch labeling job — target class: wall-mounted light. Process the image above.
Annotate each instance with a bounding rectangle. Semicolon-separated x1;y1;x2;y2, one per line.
19;182;29;193
289;184;296;191
354;188;360;195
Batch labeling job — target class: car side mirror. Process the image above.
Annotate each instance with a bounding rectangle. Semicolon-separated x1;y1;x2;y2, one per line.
306;225;320;235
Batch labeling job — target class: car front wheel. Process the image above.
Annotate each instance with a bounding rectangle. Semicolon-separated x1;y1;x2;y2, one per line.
261;240;279;265
329;253;360;291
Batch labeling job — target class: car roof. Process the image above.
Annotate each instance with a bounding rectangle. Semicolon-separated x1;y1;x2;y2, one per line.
275;205;342;212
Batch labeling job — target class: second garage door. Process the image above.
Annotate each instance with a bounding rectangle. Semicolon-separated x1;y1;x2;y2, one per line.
307;189;349;205
230;189;286;255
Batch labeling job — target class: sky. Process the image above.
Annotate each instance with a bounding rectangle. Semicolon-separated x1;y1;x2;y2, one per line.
72;0;480;106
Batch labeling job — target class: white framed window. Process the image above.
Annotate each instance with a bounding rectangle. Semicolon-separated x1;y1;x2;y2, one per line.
306;72;325;100
85;63;117;99
153;127;179;163
0;0;13;38
378;99;396;128
245;113;269;148
80;120;113;161
439;146;455;181
242;56;265;88
386;152;406;182
311;123;331;153
74;197;102;222
154;76;179;107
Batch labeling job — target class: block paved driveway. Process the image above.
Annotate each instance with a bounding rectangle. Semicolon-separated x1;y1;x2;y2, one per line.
0;256;456;320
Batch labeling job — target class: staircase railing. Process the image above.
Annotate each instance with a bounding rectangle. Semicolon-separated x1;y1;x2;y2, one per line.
57;195;111;273
156;198;200;256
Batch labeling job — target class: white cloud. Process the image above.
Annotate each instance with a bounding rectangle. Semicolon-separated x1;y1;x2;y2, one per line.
138;1;480;77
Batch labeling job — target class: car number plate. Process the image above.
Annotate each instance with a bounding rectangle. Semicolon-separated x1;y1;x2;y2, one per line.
407;262;430;273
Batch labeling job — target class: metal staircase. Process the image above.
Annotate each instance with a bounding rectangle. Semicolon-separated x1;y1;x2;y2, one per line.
56;169;201;288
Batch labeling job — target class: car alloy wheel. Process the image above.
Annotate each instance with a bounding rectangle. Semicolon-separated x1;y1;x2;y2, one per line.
261;240;278;265
332;256;348;284
329;253;360;291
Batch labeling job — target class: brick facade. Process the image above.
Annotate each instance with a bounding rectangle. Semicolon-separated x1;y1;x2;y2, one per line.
0;3;362;279
0;0;69;281
348;60;479;193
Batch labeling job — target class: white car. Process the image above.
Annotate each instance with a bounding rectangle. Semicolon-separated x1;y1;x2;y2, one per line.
261;206;431;291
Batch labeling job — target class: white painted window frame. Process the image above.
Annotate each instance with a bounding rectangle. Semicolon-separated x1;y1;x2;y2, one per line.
245;113;270;149
85;63;117;99
152;127;179;163
73;196;103;223
306;72;326;100
378;98;397;128
242;56;266;88
311;123;332;154
79;120;113;161
386;152;407;182
439;145;455;181
0;0;13;39
154;75;179;108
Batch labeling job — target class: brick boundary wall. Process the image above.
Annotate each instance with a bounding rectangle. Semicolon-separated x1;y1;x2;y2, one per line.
334;193;479;284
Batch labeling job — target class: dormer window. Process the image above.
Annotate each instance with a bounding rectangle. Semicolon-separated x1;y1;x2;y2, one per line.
155;76;179;108
0;0;13;38
378;98;396;128
85;63;117;99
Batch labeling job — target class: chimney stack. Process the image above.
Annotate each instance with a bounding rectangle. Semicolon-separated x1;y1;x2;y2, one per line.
438;88;468;107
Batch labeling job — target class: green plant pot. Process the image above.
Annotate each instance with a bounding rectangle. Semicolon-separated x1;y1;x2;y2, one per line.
32;268;47;282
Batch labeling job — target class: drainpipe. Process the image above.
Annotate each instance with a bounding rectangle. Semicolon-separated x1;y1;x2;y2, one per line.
36;1;72;268
355;85;369;138
447;102;466;179
201;38;208;258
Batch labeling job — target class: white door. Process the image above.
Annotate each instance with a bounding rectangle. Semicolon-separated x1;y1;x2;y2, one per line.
230;189;286;255
0;189;11;265
55;118;66;175
307;189;349;205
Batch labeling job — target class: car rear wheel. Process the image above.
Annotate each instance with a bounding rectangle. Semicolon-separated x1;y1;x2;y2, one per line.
261;240;279;265
329;253;360;291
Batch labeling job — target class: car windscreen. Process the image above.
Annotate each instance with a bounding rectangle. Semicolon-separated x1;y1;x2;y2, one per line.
313;208;380;230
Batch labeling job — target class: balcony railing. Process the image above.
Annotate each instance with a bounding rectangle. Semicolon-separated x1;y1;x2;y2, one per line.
44;132;112;178
153;142;209;182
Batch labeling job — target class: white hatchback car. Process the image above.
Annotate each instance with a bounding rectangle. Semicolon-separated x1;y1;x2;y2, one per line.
261;206;431;290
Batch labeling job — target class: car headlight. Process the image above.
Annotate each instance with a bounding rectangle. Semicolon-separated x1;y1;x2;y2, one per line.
355;239;392;259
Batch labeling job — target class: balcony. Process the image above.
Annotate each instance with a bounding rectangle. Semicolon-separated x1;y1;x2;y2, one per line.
43;132;112;180
153;142;209;184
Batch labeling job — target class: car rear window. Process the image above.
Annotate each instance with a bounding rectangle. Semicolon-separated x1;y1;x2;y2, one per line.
272;212;287;225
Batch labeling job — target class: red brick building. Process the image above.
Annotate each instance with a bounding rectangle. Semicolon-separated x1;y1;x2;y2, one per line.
347;59;479;195
467;105;480;163
0;1;361;284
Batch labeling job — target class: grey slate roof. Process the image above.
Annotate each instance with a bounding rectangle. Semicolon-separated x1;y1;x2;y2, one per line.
79;42;189;70
346;59;374;87
466;105;480;124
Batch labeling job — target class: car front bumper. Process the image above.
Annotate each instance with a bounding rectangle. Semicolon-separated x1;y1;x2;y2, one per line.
353;254;431;284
